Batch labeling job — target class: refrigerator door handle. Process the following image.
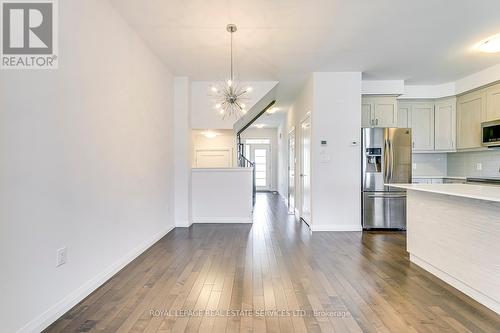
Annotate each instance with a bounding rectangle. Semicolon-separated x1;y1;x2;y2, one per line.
389;140;394;183
383;138;395;184
383;139;390;183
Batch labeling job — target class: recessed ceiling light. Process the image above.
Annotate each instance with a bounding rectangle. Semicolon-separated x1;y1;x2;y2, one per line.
201;131;218;139
254;124;265;129
477;34;500;53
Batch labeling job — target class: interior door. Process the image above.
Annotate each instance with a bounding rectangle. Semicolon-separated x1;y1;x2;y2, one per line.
288;129;296;214
251;145;271;191
300;116;311;224
195;149;232;168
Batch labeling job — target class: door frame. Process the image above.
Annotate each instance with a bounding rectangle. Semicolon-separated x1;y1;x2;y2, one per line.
299;112;312;226
250;144;272;191
288;127;296;214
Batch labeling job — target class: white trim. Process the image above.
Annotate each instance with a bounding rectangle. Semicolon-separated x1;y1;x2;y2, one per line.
287;127;296;215
192;217;253;224
401;64;500;99
362;80;405;95
191;167;253;172
298;112;312;226
17;226;175;333
310;224;362;232
175;220;192;228
410;254;500;314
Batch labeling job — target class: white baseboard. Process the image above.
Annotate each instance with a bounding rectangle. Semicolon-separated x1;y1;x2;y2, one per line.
175;220;192;228
192;217;253;224
17;226;175;333
410;254;500;314
311;224;362;232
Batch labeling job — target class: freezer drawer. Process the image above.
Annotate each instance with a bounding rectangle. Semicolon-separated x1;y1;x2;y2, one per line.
362;192;406;230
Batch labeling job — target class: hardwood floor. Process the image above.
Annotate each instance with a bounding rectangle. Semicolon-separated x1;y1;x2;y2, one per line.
44;193;500;333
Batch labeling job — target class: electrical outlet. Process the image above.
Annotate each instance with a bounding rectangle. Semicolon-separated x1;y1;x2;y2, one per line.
476;163;482;171
56;247;67;267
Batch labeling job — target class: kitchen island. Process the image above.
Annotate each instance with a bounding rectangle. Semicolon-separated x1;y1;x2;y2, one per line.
388;184;500;314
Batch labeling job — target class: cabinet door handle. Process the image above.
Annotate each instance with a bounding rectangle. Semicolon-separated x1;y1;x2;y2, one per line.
376;119;379;125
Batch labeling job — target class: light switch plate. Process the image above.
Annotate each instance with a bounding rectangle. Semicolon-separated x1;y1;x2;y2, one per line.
476;163;482;171
56;247;67;267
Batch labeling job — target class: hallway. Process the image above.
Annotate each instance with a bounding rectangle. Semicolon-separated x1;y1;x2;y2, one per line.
44;193;500;333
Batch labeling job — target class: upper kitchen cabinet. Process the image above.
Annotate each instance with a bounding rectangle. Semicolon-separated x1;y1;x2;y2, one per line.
410;102;435;151
486;83;500;121
457;90;486;149
361;96;398;127
434;97;456;151
397;103;411;128
361;100;373;127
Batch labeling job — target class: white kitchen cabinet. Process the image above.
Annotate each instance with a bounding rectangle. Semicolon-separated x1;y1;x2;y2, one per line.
362;96;398;127
361;101;373;127
397;103;411;128
411;102;435;151
486;83;500;121
457;90;486;149
434;97;456;151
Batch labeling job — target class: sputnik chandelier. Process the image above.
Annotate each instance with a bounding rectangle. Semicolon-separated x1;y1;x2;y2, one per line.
211;24;252;119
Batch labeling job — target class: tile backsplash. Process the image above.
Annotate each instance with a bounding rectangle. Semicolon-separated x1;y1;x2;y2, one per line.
412;153;448;177
447;149;500;178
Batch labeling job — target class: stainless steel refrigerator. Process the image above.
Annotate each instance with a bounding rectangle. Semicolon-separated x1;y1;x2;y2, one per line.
362;128;412;230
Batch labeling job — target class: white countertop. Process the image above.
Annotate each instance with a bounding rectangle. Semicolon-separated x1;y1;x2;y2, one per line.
412;176;466;180
386;183;500;203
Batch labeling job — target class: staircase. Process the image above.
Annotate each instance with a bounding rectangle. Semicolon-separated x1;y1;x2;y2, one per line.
234;84;278;206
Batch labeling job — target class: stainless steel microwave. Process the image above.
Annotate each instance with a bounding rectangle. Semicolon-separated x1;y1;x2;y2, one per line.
482;120;500;147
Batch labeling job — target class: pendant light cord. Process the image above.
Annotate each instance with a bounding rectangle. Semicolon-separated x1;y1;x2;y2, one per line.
230;30;233;82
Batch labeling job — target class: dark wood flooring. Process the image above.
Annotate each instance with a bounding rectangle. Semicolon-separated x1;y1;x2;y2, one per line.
44;193;500;332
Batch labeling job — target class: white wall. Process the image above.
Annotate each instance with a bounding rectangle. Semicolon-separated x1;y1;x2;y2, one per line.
401;63;500;99
448;150;500;178
311;72;362;231
0;1;175;332
280;77;314;216
190;81;277;129
413;154;448;177
191;130;236;167
191;168;253;223
241;127;279;191
174;78;192;227
277;122;288;197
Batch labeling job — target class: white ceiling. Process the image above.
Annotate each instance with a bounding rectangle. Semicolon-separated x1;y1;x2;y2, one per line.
110;0;500;104
254;111;286;128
